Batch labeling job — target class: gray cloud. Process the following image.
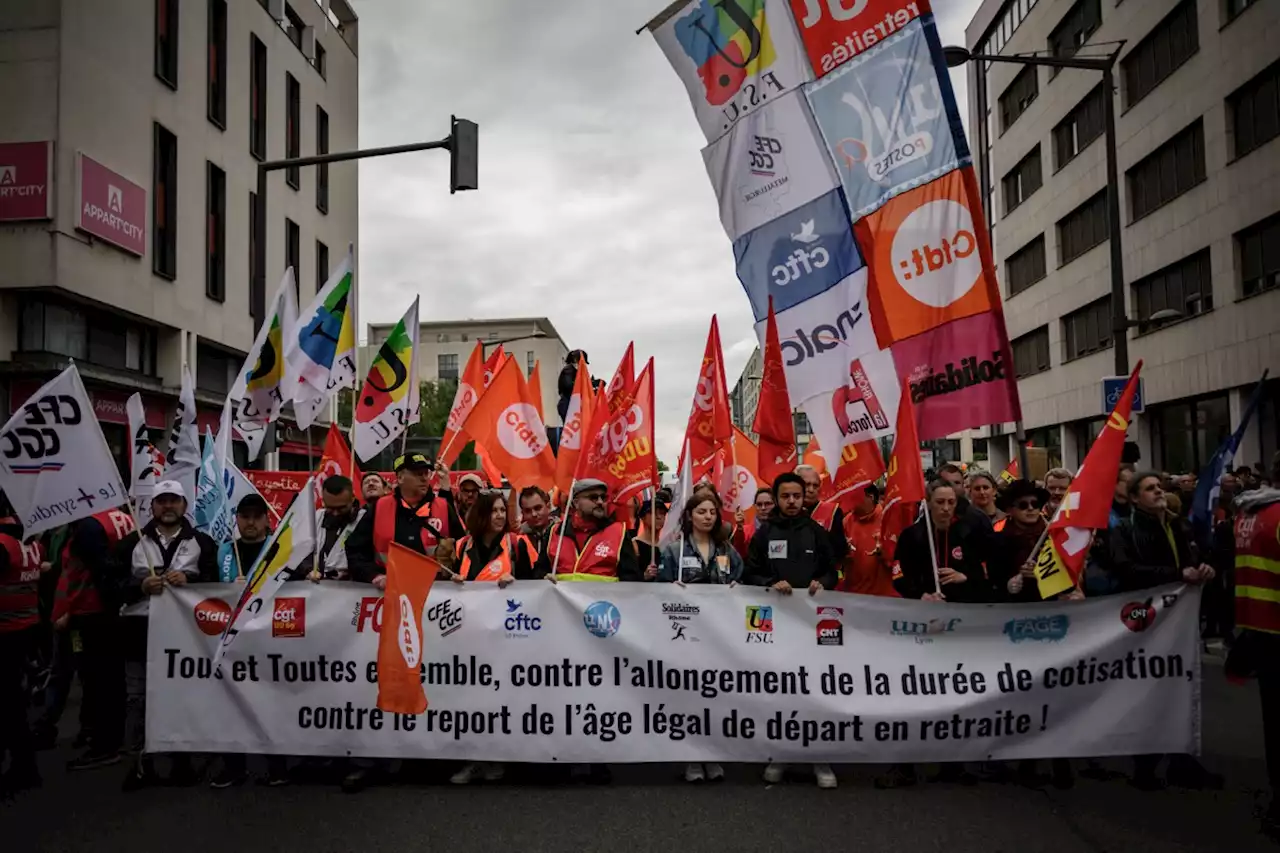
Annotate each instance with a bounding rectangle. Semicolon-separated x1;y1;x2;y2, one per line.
358;0;981;464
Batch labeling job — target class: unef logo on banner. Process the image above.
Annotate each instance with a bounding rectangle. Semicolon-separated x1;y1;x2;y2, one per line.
75;153;146;256
0;141;53;222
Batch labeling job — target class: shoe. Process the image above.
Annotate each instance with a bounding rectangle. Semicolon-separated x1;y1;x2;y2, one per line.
704;762;724;782
1051;759;1074;790
67;749;121;772
684;763;705;783
263;769;290;787
121;760;158;793
762;763;786;784
340;768;369;794
450;763;481;785
813;764;838;789
481;762;505;783
209;767;246;789
168;759;200;787
1166;758;1224;790
874;765;916;789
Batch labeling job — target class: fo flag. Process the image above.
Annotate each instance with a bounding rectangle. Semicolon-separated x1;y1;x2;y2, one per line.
461;357;556;492
1035;362;1143;600
0;364;128;538
354;298;420;462
376;543;442;715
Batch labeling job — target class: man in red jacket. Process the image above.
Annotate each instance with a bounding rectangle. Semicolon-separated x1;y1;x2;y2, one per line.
0;491;46;796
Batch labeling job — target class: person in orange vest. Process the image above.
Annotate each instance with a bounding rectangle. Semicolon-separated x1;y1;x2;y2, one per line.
0;491;47;797
837;485;897;597
452;490;536;587
1225;486;1280;839
345;453;465;590
543;479;640;583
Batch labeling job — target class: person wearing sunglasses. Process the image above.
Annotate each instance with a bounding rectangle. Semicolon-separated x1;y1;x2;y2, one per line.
542;480;640;584
992;480;1055;604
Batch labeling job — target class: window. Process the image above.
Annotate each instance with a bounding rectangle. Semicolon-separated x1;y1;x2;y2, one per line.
1006;234;1047;296
316;106;329;213
793;412;811;435
284;3;305;49
1133;249;1213;334
1127;120;1205;222
972;438;989;463
155;0;179;89
1002;146;1042;214
526;351;536;375
207;0;227;128
314;41;326;78
977;0;1041;60
1056;191;1108;265
999;66;1038;132
285;218;300;283
250;36;267;160
152;123;178;280
1122;1;1198;108
315;240;328;295
196;343;240;396
1048;0;1101;67
248;191;258;314
1062;296;1113;361
1237;212;1280;298
1154;393;1230;472
285;73;301;190
20;298;157;375
1011;326;1051;378
1229;60;1280;160
1053;83;1105;170
461;333;469;342
438;353;460;382
206;163;226;302
1226;0;1260;23
437;333;451;343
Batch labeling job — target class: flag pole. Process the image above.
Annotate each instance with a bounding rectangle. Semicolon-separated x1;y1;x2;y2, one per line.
347;243;360;482
921;498;941;595
549;478;576;582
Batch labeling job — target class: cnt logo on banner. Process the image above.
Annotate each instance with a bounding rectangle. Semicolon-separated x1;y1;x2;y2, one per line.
648;0;1020;461
0;364;129;537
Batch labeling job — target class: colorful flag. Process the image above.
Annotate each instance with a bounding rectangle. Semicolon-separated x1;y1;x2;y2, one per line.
288;250;357;429
164;365;201;507
353;298;419;463
376;543;441;715
474;347;509;485
754;297;797;485
829;439;886;511
236;268;299;425
194;427;226;535
882;384;925;512
460;357;556;492
1034;363;1144;599
660;440;693;546
126;392;162;526
802;435;827;477
0;365;129;538
1000;457;1019;485
211;478;318;670
555;354;596;497
679;317;733;481
440;342;487;466
606;343;635;412
718;426;761;514
528;359;545;422
1190;370;1269;546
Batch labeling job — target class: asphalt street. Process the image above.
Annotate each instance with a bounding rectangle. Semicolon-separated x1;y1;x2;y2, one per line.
2;657;1273;853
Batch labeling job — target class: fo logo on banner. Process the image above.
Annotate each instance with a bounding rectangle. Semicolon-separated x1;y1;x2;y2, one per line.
583;601;621;638
745;605;774;643
272;597;306;638
193;598;232;637
497;403;547;460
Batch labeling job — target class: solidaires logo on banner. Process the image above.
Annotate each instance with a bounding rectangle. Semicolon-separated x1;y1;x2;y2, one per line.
701;89;837;240
804;17;968;220
788;0;929;75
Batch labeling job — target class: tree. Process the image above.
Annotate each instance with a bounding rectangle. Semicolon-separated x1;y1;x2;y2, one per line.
656;459;670;474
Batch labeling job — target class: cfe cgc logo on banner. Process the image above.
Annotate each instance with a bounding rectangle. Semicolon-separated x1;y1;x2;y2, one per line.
583;601;622;638
663;601;701;642
816;605;843;645
745;604;774;643
272;597;306;639
427;598;464;638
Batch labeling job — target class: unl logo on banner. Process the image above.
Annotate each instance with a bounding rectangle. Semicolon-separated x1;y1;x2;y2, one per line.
272;597;306;638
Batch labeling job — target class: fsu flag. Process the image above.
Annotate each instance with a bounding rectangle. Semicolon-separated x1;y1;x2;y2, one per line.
606;342;636;412
461;357;556;492
754;297;797;486
353;298;420;462
680;317;733;481
555;354;595;496
376;543;441;715
1035;362;1144;599
578;358;657;505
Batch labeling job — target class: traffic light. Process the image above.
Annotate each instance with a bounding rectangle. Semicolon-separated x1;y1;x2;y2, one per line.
450;116;478;194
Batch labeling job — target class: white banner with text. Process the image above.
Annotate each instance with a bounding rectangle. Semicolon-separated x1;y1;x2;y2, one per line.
146;583;1200;763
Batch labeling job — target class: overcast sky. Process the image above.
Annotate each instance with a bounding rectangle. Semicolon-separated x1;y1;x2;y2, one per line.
357;0;983;465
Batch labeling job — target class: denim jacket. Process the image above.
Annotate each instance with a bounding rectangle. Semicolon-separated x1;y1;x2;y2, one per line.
657;536;743;585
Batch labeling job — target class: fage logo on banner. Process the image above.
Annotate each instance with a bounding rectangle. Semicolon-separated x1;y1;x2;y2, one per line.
788;0;928;75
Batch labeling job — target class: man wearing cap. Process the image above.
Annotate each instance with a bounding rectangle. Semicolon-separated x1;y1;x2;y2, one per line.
215;494;273;583
543;479;640;582
455;473;485;522
346;454;463;590
119;480;218;791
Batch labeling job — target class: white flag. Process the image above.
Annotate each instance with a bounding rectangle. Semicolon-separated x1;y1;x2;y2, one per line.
164;366;201;507
235;268;299;425
126;393;162;526
0;365;129;538
236;419;266;463
353;298;420;462
287;248;357;429
660;440;693;546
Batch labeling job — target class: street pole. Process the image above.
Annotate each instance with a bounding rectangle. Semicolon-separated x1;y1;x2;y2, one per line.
1102;64;1128;377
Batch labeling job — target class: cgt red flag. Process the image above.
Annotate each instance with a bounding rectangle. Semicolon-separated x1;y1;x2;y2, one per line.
606;342;636;413
578;357;656;505
680;317;732;481
376;543;440;715
754;297;797;486
881;382;926;555
830;440;886;512
314;423;362;508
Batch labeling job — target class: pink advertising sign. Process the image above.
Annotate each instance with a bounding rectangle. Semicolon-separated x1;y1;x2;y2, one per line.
75;152;146;256
0;141;53;221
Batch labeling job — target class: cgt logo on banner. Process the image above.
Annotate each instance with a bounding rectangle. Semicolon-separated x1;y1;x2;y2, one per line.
272;597;306;638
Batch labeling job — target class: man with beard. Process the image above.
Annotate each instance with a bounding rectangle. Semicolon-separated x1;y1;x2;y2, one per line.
454;473;486;523
302;476;364;581
542;480;639;583
517;486;556;573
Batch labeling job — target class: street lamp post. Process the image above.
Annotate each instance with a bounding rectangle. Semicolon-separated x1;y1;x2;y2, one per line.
480;330;546;355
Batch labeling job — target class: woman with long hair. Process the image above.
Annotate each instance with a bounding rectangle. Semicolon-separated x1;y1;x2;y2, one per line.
632;497;669;580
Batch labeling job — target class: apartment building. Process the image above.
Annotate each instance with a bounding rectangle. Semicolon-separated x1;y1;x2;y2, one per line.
729;346;816;459
0;0;359;471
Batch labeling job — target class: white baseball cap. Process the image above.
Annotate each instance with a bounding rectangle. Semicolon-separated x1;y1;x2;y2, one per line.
152;480;187;500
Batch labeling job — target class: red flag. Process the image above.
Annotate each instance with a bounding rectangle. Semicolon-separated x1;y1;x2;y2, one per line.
578;357;657;504
313;423;362;508
528;360;545;421
802;436;827;477
606;343;635;412
717;426;761;515
461;357;556;492
376;543;440;715
1000;457;1019;484
830;440;886;512
882;382;925;510
555;354;596;497
680;317;732;481
754;297;797;486
439;342;487;466
1035;362;1143;598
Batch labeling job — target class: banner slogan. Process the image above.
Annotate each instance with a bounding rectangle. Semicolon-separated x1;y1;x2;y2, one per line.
147;584;1200;763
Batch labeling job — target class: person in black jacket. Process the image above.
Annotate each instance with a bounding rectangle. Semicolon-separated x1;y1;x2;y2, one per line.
992;480;1052;604
557;350;588;422
1107;470;1221;791
795;464;849;565
893;480;994;603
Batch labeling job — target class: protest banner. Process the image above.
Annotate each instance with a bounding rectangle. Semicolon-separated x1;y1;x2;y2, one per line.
148;582;1200;763
0;364;129;537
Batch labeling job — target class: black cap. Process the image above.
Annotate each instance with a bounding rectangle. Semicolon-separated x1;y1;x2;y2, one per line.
394;452;432;472
236;494;271;516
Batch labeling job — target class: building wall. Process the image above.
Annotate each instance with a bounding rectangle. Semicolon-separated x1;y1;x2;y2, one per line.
966;0;1280;471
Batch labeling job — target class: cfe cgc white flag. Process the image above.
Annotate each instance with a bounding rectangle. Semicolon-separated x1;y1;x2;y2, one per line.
164;365;201;507
0;364;129;538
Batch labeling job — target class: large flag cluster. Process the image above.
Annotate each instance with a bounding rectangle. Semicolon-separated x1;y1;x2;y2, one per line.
650;0;1020;464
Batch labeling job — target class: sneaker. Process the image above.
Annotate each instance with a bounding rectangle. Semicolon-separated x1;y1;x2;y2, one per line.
813;764;838;789
121;760;158;793
450;763;482;785
481;762;505;783
67;749;121;772
340;768;369;794
167;759;200;787
263;769;290;787
209;767;246;789
874;765;916;789
704;762;724;782
762;763;786;784
684;763;705;783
